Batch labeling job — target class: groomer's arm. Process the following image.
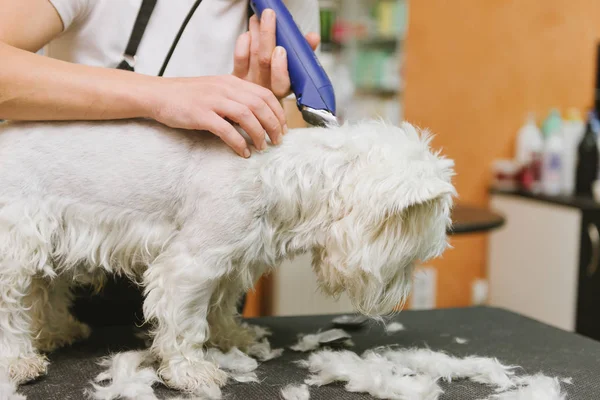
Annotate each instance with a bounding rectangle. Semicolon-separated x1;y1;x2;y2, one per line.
0;0;285;157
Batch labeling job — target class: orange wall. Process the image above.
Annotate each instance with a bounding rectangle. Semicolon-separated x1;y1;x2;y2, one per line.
404;0;600;307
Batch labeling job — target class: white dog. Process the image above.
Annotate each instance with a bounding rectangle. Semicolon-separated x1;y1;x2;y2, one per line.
0;118;455;396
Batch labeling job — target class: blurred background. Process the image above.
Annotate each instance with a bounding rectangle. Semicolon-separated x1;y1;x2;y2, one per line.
249;0;600;343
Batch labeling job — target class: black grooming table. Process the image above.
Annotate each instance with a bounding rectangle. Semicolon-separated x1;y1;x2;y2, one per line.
18;307;600;399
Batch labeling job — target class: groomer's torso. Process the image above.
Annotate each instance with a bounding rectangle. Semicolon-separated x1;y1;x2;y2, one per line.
45;0;319;77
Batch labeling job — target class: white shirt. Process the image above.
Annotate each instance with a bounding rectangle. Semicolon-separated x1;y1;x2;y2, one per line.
46;0;320;77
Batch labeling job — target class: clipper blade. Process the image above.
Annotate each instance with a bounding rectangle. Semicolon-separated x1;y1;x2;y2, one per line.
301;107;339;128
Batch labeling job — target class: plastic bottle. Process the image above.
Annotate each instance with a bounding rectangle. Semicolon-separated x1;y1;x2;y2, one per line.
515;113;544;167
575;110;600;197
514;113;544;193
561;108;586;195
541;109;564;196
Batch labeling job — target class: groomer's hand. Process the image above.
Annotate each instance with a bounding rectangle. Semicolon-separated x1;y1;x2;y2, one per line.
233;9;321;99
151;75;286;158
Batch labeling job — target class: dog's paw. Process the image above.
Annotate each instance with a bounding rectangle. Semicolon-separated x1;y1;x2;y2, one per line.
7;353;49;384
160;359;228;399
72;320;92;340
36;320;92;353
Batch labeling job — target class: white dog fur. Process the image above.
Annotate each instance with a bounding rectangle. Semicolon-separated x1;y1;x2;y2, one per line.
0;118;455;396
300;348;567;400
280;383;310;400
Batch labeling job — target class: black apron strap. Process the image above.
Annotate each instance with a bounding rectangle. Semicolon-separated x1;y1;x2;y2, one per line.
117;0;158;71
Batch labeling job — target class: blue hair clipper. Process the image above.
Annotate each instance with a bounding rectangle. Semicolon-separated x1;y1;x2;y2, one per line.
250;0;339;127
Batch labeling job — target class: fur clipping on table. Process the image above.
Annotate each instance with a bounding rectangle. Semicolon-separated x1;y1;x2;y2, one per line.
299;347;570;400
280;383;310;400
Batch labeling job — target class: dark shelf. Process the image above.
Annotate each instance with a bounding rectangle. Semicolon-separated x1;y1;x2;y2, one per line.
490;188;600;211
334;36;403;48
449;204;505;235
355;86;401;97
356;36;401;47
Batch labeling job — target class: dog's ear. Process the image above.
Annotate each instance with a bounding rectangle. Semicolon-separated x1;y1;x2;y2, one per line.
357;156;455;219
400;127;455;212
392;174;456;214
346;121;456;216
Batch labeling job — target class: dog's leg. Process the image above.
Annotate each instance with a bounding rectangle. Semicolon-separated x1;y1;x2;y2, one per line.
29;276;91;353
143;242;227;398
0;261;48;384
207;279;258;352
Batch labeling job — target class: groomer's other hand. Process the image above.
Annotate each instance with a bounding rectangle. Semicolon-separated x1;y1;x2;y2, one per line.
233;9;321;99
151;75;285;158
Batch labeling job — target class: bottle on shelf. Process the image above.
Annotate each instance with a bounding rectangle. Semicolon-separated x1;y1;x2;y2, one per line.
541;109;564;196
561;108;586;195
515;113;544;193
575;42;600;197
575;110;600;197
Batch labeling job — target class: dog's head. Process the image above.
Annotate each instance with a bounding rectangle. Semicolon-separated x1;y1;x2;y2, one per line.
255;120;455;316
305;121;456;316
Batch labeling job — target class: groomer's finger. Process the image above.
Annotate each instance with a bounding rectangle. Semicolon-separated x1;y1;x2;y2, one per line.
259;9;277;88
305;32;321;51
233;32;251;78
228;77;287;131
219;99;268;150
203;113;250;158
248;15;261;84
253;85;287;132
236;91;282;145
271;46;290;98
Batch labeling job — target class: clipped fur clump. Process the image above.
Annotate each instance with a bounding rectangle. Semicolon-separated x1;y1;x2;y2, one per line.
87;350;160;400
281;384;310;400
247;338;284;362
486;374;567;400
205;347;258;374
384;322;405;333
0;119;454;397
88;346;264;399
289;329;352;353
377;348;517;390
300;348;570;400
299;349;442;399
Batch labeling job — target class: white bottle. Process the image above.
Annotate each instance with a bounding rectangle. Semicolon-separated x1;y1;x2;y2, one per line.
541;110;564;196
543;133;564;195
561;108;585;195
515;113;544;167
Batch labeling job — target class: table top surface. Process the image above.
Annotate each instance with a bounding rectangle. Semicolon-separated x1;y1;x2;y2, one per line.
449;205;505;235
20;307;600;400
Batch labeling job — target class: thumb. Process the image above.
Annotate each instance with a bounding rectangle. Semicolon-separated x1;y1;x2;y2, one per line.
271;46;291;98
